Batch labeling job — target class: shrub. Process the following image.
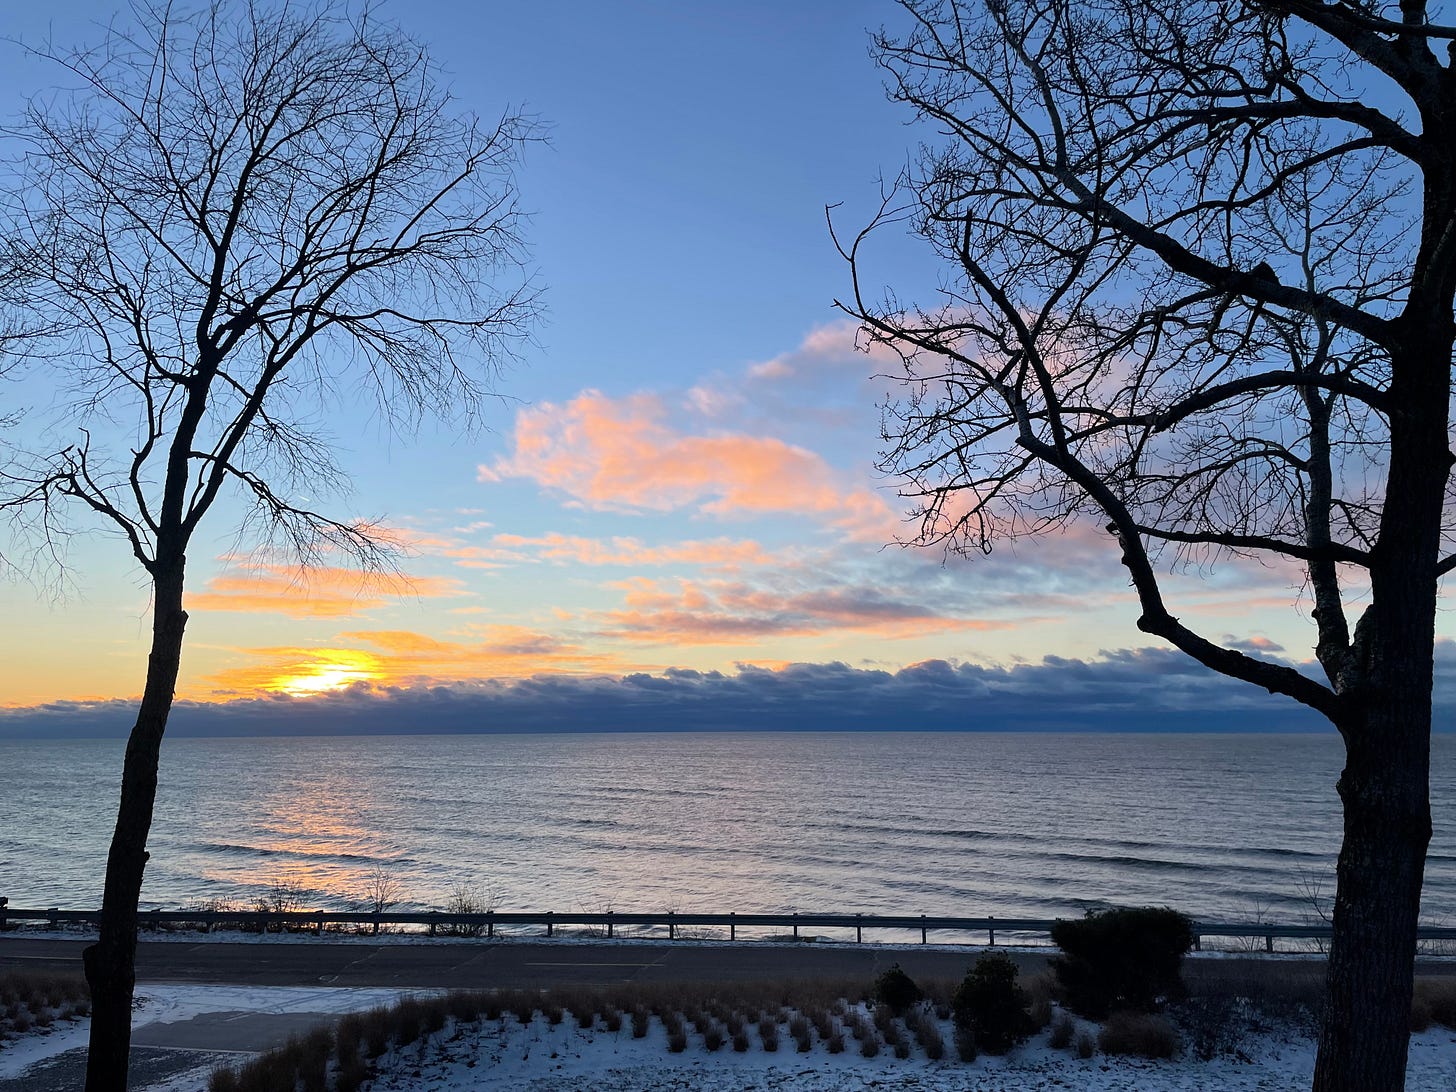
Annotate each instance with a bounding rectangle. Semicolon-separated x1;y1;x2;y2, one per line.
1075;1030;1097;1058
1050;907;1193;1018
704;1023;725;1051
827;1030;845;1053
733;1028;751;1052
906;1008;946;1059
631;1006;650;1038
873;963;922;1014
953;1023;978;1062
810;1007;834;1039
1412;993;1433;1032
1415;977;1456;1030
759;1016;780;1051
1049;1012;1075;1050
859;1032;880;1057
438;881;497;937
951;952;1036;1055
1098;1011;1181;1059
1178;995;1249;1060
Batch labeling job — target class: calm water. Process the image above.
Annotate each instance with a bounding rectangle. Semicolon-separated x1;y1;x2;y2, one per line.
2;732;1455;926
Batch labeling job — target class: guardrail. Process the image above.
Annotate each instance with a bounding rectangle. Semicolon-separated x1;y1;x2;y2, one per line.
5;899;1456;952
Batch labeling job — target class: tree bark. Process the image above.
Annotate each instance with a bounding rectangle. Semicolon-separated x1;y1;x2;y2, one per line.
1315;703;1432;1090
1313;321;1447;1090
83;560;187;1092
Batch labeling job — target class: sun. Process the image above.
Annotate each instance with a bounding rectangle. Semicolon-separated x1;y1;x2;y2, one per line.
271;651;384;696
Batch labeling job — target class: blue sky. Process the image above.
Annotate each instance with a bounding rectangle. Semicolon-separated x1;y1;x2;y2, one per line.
0;0;1431;733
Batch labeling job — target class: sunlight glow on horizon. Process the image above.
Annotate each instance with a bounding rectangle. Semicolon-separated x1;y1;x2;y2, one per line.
270;652;386;697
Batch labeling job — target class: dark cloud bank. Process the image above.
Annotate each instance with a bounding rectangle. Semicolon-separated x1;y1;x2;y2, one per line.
10;644;1455;740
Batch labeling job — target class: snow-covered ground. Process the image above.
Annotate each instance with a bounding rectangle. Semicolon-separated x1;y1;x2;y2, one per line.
326;1006;1456;1092
3;979;1456;1090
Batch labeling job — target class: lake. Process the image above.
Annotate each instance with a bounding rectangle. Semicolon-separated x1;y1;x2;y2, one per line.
2;732;1454;929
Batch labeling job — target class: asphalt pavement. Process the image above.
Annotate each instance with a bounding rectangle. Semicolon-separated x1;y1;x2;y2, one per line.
0;935;1017;990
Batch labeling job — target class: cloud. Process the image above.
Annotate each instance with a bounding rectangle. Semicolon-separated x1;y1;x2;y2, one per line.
446;532;774;571
3;642;1409;740
189;563;464;618
593;575;1028;645
1223;635;1286;653
479;390;896;539
201;626;635;695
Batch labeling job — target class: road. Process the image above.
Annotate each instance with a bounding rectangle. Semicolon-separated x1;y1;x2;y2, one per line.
0;935;1014;990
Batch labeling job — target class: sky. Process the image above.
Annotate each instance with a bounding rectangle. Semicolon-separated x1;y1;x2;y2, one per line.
0;0;1446;736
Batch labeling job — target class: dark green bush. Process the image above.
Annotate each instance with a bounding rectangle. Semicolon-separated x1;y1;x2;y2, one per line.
872;963;922;1014
1050;907;1193;1018
951;952;1036;1055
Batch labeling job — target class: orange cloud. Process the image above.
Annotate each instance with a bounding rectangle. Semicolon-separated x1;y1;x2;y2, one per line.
479;390;897;539
189;564;464;618
201;625;644;696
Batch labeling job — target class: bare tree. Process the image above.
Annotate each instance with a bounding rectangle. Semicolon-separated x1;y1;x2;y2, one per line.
839;1;1455;1088
359;863;406;934
0;2;537;1087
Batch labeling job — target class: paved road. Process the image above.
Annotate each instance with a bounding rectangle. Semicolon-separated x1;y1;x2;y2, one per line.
8;935;1456;992
0;936;1015;990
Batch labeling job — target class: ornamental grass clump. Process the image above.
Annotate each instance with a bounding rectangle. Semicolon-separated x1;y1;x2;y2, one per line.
952;952;1036;1055
1415;977;1456;1030
1050;907;1194;1018
1098;1011;1182;1059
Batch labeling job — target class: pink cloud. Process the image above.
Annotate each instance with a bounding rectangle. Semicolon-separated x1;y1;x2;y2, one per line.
592;576;1026;646
484;532;774;569
479;390;897;539
745;319;899;382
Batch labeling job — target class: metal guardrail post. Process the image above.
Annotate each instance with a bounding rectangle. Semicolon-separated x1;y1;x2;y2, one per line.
1266;932;1274;954
856;913;862;943
0;896;8;931
793;913;799;941
546;912;554;938
607;911;614;939
729;912;735;941
487;911;494;939
920;914;927;944
989;916;996;946
668;912;675;940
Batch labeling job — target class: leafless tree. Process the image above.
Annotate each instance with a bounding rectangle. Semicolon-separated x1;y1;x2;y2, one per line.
359;863;406;933
838;1;1456;1088
0;2;537;1087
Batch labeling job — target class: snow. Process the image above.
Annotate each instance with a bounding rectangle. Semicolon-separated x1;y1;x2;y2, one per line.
292;1000;1456;1092
0;983;424;1086
3;975;1456;1090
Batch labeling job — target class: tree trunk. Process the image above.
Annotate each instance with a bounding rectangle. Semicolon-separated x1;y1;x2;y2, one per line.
1313;322;1445;1090
1313;705;1431;1090
83;561;187;1092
